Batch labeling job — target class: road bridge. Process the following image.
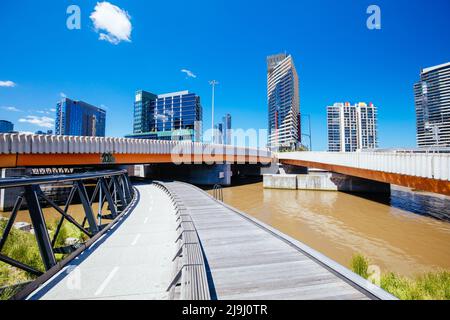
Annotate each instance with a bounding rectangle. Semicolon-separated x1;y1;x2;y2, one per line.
0;133;271;167
278;151;450;196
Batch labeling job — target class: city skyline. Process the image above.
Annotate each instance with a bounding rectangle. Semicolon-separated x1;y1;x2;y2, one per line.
1;0;449;150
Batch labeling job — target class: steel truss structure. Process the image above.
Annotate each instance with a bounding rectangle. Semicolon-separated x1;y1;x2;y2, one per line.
0;170;135;278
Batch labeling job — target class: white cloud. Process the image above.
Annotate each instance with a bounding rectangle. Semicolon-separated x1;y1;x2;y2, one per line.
35;108;54;115
60;92;67;98
181;69;197;78
19;116;54;128
0;80;16;87
1;106;21;112
90;2;132;45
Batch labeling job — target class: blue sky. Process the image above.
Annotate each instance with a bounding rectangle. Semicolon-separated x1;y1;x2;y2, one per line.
0;0;449;150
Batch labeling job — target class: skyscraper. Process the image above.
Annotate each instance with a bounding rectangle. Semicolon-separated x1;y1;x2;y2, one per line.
0;120;14;133
130;90;202;141
414;62;450;147
214;123;223;144
267;53;300;150
327;102;378;152
55;98;106;137
222;113;231;145
213;114;232;145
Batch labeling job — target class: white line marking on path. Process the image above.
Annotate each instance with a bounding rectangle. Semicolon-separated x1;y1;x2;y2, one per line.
95;267;119;296
144;217;149;224
131;234;141;246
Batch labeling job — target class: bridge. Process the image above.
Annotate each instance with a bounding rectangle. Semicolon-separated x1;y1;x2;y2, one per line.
278;151;450;196
0;133;271;167
0;133;449;196
0;171;395;300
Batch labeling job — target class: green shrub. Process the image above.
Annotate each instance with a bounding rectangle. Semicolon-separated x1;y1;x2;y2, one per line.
350;253;450;300
350;253;370;279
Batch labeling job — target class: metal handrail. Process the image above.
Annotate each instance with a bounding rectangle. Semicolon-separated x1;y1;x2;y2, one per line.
0;169;136;299
212;184;223;202
0;170;127;188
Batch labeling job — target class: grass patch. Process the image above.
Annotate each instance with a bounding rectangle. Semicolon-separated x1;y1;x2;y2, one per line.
49;219;88;248
0;217;87;300
350;253;370;279
350;253;450;300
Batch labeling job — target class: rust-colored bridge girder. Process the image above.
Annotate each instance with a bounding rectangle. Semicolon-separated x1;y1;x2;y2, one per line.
280;158;450;196
0;153;272;168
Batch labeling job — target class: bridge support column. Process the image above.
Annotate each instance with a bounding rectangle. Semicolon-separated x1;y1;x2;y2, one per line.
0;168;28;211
182;163;232;186
264;172;391;194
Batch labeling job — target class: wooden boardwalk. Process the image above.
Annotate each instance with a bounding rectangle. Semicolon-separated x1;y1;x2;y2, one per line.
161;181;396;300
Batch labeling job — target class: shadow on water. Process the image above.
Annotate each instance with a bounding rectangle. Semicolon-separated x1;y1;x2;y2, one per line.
200;176;263;191
343;187;450;222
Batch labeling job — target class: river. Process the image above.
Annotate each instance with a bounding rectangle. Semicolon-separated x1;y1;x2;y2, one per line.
209;181;450;277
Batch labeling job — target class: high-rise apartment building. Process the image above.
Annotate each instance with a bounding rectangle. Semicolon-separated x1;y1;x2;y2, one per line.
55;98;106;137
327;102;378;152
130;90;202;141
267;53;300;150
0;120;14;133
414;62;450;147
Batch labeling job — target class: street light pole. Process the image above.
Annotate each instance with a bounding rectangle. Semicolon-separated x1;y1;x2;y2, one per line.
301;114;313;151
209;80;219;143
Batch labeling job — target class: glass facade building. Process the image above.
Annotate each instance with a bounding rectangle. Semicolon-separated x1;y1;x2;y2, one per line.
130;90;202;141
267;53;300;150
55;98;106;137
0;120;14;133
222;113;232;145
414;62;450;147
327;102;378;152
213;114;232;144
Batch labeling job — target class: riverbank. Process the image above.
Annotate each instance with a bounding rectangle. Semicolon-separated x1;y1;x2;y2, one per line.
350;254;450;300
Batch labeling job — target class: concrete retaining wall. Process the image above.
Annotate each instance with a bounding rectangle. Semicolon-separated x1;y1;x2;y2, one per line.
264;172;390;193
263;174;297;190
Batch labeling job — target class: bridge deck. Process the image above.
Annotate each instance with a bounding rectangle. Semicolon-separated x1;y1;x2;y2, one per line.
27;184;177;300
163;182;394;300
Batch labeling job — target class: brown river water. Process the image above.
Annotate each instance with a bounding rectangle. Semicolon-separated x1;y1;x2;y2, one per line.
208;181;450;277
2;181;450;278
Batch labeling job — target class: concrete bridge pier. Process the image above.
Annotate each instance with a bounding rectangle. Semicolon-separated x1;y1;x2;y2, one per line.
264;171;391;194
0;168;28;211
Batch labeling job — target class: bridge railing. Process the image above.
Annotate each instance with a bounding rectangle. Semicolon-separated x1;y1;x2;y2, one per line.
279;151;450;181
0;133;272;159
0;170;136;299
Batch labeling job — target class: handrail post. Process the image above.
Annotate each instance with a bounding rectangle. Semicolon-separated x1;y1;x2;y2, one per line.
75;181;99;234
112;176;127;210
23;185;56;271
100;177;117;218
122;174;132;204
